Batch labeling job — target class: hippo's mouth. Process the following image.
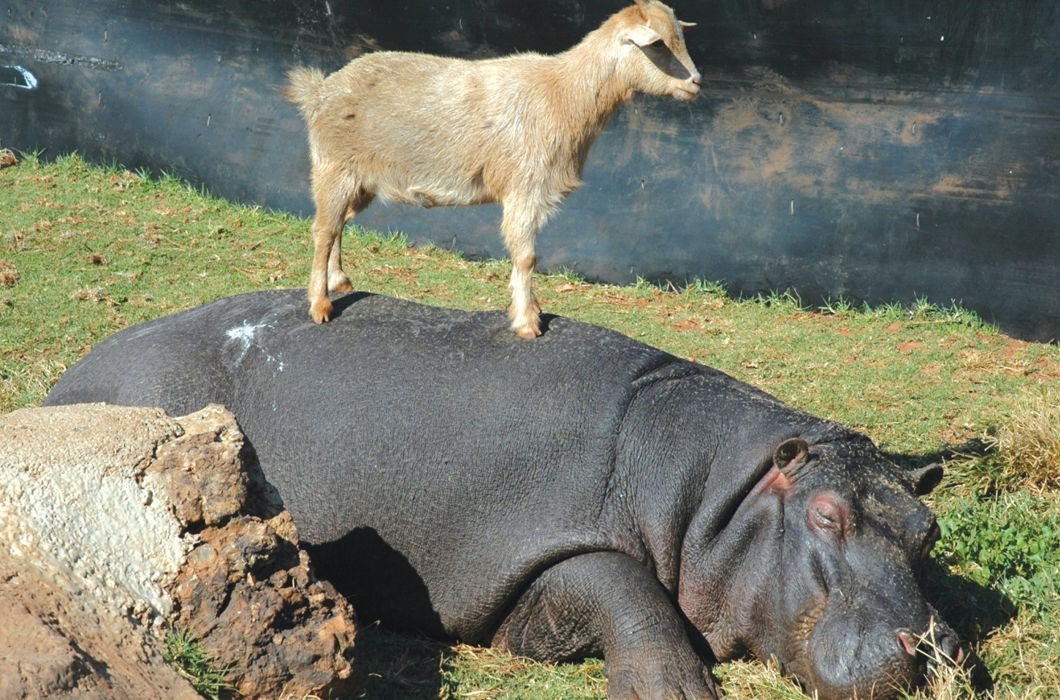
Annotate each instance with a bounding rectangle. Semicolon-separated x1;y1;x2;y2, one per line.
781;597;911;700
779;594;827;688
793;609;941;700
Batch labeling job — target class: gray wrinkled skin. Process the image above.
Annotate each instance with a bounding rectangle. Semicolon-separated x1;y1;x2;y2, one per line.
46;290;969;699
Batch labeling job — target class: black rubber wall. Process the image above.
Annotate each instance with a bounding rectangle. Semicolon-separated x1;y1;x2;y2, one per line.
2;1;1058;340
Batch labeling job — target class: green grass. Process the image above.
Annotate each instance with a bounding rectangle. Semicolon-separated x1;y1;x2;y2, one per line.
163;628;236;700
3;153;1059;698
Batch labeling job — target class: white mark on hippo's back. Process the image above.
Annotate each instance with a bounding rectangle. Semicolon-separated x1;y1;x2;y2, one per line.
224;321;284;372
226;321;263;344
225;321;267;364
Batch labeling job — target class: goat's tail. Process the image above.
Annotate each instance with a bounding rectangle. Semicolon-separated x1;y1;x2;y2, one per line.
284;66;327;118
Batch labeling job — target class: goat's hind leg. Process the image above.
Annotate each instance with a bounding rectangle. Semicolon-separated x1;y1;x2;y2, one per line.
307;187;349;323
307;166;374;323
325;203;361;294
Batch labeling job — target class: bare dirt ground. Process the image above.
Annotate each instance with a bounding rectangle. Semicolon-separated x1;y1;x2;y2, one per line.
0;558;201;700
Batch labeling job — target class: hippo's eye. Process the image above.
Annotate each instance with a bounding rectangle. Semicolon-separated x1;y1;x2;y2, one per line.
807;491;850;541
812;506;837;528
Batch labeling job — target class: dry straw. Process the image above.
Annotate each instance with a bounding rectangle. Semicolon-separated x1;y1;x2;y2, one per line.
985;395;1060;492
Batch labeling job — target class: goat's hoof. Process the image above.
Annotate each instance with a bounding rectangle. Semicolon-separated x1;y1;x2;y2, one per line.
328;272;353;293
514;323;542;340
309;299;333;324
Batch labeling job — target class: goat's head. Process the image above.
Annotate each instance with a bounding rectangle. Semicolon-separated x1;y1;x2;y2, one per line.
618;0;701;101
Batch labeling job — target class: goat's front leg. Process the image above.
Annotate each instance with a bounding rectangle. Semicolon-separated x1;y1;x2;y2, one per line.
501;198;547;339
509;251;542;339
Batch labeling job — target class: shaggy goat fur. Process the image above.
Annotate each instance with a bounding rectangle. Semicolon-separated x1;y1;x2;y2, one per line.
287;0;700;337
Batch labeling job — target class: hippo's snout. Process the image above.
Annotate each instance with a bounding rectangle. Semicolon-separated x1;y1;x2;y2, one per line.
897;624;965;668
900;620;991;697
802;616;972;700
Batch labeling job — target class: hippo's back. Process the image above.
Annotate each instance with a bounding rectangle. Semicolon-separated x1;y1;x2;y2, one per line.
48;288;673;405
47;289;696;636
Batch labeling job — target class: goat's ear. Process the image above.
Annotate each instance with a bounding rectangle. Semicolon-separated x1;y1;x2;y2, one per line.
624;24;663;47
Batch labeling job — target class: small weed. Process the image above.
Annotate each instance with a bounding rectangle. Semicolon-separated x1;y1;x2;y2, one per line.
936;492;1060;593
163;628;236;700
552;265;588;285
903;296;990;329
682;277;729;297
753;288;803;310
818;295;858;316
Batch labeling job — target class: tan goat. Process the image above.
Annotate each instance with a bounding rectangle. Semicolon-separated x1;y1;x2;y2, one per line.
286;0;700;337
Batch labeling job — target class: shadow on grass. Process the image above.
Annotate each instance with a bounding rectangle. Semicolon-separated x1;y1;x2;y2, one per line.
353;623;453;700
882;437;992;472
925;565;1015;644
925;564;1011;693
885;440;1013;693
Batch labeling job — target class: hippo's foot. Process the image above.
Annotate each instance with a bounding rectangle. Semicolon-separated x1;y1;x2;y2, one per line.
493;552;720;699
607;662;720;699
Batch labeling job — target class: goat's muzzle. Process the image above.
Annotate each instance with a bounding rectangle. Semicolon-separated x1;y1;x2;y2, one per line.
676;74;701;101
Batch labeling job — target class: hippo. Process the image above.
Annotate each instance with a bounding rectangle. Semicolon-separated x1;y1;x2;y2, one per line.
46;289;968;699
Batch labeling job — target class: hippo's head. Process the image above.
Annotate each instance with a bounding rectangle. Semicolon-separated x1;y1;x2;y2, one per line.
680;435;969;699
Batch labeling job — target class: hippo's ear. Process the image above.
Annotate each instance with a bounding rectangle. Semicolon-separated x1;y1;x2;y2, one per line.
774;438;810;476
910;462;944;496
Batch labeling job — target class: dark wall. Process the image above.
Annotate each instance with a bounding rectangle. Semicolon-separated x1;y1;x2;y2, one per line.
2;1;1058;341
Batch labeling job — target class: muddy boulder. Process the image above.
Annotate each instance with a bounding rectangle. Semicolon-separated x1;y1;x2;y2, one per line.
0;402;357;700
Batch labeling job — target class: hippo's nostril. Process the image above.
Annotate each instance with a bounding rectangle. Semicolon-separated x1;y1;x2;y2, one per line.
935;632;964;665
897;630;918;657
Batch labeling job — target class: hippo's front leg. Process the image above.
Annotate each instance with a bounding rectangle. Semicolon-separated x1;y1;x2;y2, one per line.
491;552;719;700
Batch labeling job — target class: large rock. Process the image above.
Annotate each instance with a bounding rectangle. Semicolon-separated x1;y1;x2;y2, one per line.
0;403;356;700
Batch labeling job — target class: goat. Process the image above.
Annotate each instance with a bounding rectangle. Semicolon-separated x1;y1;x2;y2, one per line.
286;0;700;338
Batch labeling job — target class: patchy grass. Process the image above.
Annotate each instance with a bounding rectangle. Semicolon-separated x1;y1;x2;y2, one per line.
163;628;236;700
3;154;1060;698
440;644;607;699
